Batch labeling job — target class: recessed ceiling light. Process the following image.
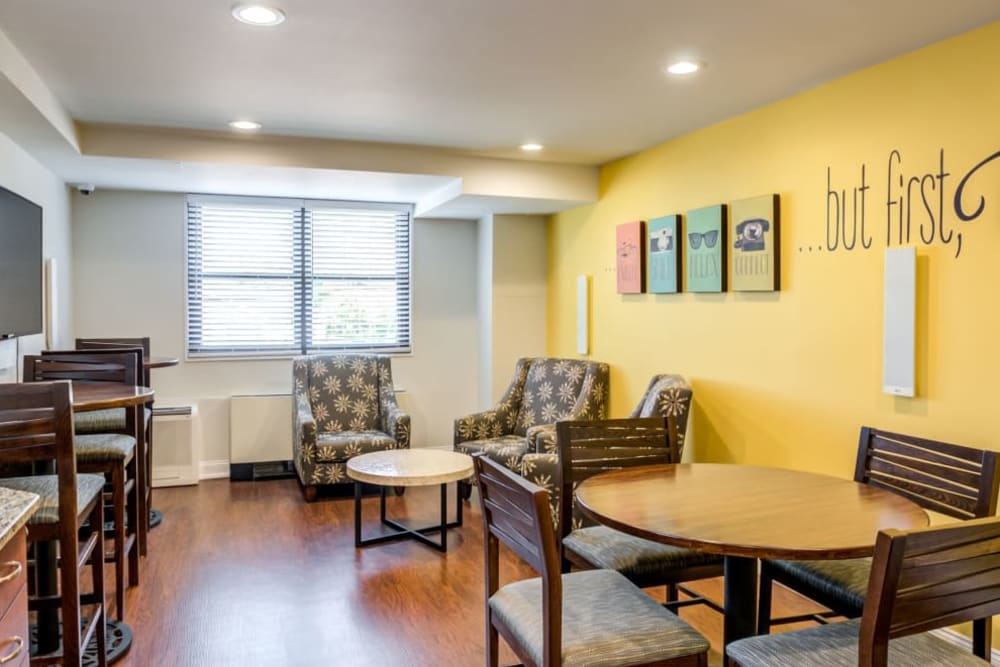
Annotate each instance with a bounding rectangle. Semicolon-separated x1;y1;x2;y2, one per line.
231;4;286;26
520;143;544;152
665;60;701;75
229;120;262;131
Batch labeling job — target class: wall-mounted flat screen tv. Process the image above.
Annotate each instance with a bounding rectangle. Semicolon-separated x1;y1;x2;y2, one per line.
0;185;43;338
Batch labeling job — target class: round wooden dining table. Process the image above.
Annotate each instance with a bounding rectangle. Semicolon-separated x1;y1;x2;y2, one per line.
70;381;155;412
574;463;929;657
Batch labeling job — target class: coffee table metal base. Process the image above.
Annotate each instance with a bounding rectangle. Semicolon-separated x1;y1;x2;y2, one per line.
353;482;462;552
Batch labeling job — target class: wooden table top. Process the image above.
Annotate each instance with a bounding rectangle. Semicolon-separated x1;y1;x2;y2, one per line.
145;356;179;369
69;381;155;412
575;463;930;560
347;450;473;487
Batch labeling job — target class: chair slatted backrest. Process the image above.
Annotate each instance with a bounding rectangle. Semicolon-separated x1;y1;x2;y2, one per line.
474;454;563;666
859;516;1000;666
557;417;676;537
76;338;151;383
0;381;79;518
76;337;151;356
27;351;140;386
855;426;1000;520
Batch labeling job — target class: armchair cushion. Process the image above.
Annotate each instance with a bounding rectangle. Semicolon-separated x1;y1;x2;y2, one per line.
315;431;398;463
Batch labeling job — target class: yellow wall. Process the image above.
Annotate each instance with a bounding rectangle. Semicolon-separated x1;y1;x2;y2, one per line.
548;21;1000;474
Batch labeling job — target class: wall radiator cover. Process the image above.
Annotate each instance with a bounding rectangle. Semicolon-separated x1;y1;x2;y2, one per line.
229;394;293;480
152;403;200;487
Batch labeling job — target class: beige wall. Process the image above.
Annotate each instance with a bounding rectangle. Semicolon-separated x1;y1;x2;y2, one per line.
491;215;547;400
0;130;72;376
71;190;480;468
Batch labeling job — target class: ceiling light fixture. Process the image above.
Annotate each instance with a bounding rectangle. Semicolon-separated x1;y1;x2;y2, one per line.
229;120;262;131
231;4;286;26
520;143;544;152
665;60;701;75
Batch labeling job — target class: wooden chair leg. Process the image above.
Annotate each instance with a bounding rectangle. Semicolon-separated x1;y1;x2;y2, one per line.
756;564;774;635
973;617;992;661
61;532;83;667
127;455;140;589
93;500;108;667
112;464;127;621
136;412;149;557
486;615;499;667
666;583;679;603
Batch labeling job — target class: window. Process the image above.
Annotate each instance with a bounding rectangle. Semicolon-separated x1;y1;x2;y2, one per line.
186;195;411;357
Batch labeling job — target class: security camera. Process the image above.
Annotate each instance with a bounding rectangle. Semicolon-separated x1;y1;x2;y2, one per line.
75;183;96;195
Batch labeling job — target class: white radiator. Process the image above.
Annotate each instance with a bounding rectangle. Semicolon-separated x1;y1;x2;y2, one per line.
229;394;293;479
151;403;200;487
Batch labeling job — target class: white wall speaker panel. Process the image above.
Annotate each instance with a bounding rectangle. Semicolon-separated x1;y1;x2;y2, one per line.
883;247;916;397
576;275;589;355
44;257;56;349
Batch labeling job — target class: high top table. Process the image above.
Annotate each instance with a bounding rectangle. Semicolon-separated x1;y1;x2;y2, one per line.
574;463;929;659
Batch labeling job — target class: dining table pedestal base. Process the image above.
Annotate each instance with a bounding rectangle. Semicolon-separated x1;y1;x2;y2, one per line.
722;555;759;660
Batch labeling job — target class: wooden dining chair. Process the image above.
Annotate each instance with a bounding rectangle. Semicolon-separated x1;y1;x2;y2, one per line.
26;350;144;622
756;426;1000;659
76;337;152;384
474;453;710;667
0;381;108;667
76;338;157;551
729;514;1000;666
555;417;724;611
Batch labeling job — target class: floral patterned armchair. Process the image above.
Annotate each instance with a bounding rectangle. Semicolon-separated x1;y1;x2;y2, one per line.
522;373;693;528
292;354;410;502
454;357;609;498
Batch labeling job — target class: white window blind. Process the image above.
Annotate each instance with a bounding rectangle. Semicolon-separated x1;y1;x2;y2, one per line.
186;195;411;357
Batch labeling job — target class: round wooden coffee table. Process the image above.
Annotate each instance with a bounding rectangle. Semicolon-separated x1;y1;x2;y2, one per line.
346;449;473;553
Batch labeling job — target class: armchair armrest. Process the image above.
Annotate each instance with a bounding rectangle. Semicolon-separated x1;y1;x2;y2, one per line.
454;409;504;445
381;401;411;449
293;390;317;462
526;424;558;454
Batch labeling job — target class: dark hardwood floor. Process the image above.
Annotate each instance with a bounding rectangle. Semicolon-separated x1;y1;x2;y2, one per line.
111;478;825;666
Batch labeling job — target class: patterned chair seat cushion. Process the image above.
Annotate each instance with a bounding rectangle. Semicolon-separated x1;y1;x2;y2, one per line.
74;433;137;463
490;568;709;667
564;526;723;588
0;474;107;525
768;557;870;613
455;435;529;474
74;407;152;434
726;617;987;666
315;430;397;463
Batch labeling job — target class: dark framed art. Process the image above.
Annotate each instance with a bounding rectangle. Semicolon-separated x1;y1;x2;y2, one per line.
685;204;727;292
616;220;645;294
647;214;681;293
730;194;780;291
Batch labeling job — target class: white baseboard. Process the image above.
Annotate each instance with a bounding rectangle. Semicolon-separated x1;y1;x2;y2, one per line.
152;465;198;488
931;627;1000;662
200;459;230;480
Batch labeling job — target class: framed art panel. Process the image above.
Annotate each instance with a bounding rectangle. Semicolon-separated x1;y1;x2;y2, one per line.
647;214;681;293
685;204;726;292
616;221;644;293
730;194;780;291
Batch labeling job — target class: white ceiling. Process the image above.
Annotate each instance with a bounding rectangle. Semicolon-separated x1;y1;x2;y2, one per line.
0;1;997;211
